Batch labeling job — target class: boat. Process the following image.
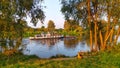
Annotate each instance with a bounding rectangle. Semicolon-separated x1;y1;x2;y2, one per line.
29;32;64;40
29;35;64;40
29;32;76;40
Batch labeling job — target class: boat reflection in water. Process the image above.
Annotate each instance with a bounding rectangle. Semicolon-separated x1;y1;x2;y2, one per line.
20;38;90;58
39;39;60;46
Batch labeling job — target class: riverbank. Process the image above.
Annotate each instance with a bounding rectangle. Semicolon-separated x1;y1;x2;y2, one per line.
0;45;120;68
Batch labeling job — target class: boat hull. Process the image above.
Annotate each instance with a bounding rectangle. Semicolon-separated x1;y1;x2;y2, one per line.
29;36;64;40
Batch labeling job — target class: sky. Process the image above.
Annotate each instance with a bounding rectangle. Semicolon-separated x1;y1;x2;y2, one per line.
27;0;65;29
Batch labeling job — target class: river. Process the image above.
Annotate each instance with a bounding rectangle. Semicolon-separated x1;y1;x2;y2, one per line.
19;38;90;58
0;38;90;58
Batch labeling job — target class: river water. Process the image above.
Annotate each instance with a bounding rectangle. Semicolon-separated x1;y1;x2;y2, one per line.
0;38;90;58
1;36;120;58
19;38;90;58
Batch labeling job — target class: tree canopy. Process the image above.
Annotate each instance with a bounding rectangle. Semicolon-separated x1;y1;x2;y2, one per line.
61;0;120;51
0;0;45;47
0;0;45;25
47;20;55;32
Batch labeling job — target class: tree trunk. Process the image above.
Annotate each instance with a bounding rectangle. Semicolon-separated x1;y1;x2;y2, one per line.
87;0;93;51
94;21;98;51
90;30;93;51
110;27;114;45
99;30;103;50
114;27;120;45
102;2;111;50
102;27;113;50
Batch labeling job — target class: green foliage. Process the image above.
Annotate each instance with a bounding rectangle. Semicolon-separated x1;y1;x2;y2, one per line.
0;0;45;25
0;20;24;39
47;20;55;32
23;31;41;37
41;26;45;31
61;0;120;50
0;0;45;47
63;20;83;37
64;20;71;31
64;20;79;31
61;0;87;27
23;27;43;37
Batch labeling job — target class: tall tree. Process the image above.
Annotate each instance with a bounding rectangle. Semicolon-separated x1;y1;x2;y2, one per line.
0;0;45;50
61;0;120;51
0;0;45;38
47;20;55;32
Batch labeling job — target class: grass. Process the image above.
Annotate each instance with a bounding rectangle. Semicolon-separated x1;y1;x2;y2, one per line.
0;45;120;68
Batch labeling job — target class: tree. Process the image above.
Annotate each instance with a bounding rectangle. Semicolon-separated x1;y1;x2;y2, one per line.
0;0;45;25
64;20;79;31
41;25;45;31
61;0;120;51
47;20;55;32
64;20;82;36
41;26;45;29
64;20;71;31
0;0;45;50
0;0;45;38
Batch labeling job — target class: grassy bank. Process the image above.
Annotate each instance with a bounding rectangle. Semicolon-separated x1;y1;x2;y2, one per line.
0;45;120;68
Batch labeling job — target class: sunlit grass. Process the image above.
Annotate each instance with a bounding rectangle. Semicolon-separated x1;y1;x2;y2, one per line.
0;45;120;68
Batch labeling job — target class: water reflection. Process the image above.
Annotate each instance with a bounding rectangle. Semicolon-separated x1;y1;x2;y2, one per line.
39;39;60;46
64;38;79;49
0;38;90;58
20;38;90;58
0;39;22;55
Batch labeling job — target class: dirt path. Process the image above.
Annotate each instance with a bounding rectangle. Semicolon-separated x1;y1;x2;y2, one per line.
50;57;76;61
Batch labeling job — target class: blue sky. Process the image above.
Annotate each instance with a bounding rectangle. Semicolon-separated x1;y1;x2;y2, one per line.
28;0;64;28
